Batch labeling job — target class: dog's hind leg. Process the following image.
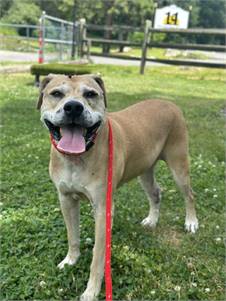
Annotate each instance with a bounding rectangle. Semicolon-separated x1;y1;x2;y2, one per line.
166;155;198;233
57;193;80;269
139;166;161;229
163;131;198;233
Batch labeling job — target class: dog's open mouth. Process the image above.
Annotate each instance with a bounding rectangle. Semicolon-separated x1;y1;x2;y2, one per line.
44;119;101;154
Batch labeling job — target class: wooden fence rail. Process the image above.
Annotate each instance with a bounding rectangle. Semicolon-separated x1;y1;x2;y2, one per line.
86;24;142;32
148;42;225;52
81;20;226;72
149;28;226;35
86;38;141;47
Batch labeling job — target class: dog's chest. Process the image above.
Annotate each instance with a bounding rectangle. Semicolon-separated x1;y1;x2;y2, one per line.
59;169;84;193
51;158;91;198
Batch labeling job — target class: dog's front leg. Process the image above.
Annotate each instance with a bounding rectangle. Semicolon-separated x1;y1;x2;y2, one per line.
81;194;112;301
58;192;80;269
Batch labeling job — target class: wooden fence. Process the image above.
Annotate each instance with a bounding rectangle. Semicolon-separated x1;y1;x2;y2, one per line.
80;20;226;73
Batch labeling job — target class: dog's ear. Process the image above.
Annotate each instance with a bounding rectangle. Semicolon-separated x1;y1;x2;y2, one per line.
92;75;107;108
37;74;55;110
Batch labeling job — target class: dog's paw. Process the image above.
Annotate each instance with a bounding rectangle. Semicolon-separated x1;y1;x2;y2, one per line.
141;216;157;229
185;217;199;233
57;253;80;269
80;291;98;301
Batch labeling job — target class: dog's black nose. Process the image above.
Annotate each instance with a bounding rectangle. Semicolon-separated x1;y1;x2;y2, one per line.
64;101;84;118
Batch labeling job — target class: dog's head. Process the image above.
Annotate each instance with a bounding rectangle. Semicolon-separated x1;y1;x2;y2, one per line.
37;74;107;154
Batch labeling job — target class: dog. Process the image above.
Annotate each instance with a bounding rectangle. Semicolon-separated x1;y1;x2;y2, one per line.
37;73;198;300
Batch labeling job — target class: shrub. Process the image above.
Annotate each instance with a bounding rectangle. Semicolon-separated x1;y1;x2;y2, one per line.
0;26;17;36
30;63;96;77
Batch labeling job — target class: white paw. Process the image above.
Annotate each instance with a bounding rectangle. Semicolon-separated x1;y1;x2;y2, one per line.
57;253;80;269
141;216;158;228
80;291;97;301
185;218;199;233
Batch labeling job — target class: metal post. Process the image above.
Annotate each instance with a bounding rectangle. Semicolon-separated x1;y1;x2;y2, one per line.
140;20;152;75
38;11;45;63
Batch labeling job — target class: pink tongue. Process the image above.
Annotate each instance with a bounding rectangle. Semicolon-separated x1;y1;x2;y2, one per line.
57;127;86;154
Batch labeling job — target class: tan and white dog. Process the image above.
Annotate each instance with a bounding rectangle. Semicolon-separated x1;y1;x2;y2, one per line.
37;74;198;300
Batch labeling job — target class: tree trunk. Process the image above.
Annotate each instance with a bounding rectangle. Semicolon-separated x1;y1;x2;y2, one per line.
102;1;114;54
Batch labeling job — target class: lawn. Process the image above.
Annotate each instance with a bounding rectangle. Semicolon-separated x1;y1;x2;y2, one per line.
0;65;225;300
90;46;208;61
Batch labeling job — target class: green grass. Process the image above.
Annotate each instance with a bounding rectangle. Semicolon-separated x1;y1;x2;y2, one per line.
0;35;39;52
91;45;166;59
0;61;34;67
0;35;209;61
0;35;60;53
0;65;225;300
90;46;208;61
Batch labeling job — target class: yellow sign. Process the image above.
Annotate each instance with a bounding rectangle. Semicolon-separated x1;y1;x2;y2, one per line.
154;5;189;29
163;12;180;25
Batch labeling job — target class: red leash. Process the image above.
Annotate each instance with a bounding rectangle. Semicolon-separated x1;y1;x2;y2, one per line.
105;120;113;301
50;120;114;300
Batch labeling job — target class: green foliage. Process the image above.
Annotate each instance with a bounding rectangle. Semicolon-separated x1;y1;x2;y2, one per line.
0;25;17;35
35;0;65;19
198;0;225;44
58;0;105;24
1;0;225;31
1;0;41;25
0;0;13;18
57;0;154;27
128;31;165;44
110;0;154;26
0;0;225;46
198;0;225;28
0;65;225;300
128;31;144;43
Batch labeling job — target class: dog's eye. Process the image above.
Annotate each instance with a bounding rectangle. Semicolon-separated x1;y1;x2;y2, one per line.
84;90;98;99
50;90;64;98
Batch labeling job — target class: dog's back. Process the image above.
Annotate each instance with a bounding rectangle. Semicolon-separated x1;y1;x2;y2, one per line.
109;99;187;183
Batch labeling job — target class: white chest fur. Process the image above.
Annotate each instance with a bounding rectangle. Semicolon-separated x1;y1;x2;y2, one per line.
50;155;93;200
58;170;87;194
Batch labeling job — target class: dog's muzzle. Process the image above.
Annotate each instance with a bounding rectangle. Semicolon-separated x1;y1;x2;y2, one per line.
44;117;101;155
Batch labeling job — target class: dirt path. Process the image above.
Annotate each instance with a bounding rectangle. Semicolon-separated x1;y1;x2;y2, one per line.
0;50;164;67
0;50;56;62
1;50;224;73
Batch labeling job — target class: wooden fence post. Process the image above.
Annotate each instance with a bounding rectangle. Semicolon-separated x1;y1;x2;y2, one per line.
79;18;86;58
118;30;124;52
140;20;152;75
59;22;64;61
86;39;91;61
